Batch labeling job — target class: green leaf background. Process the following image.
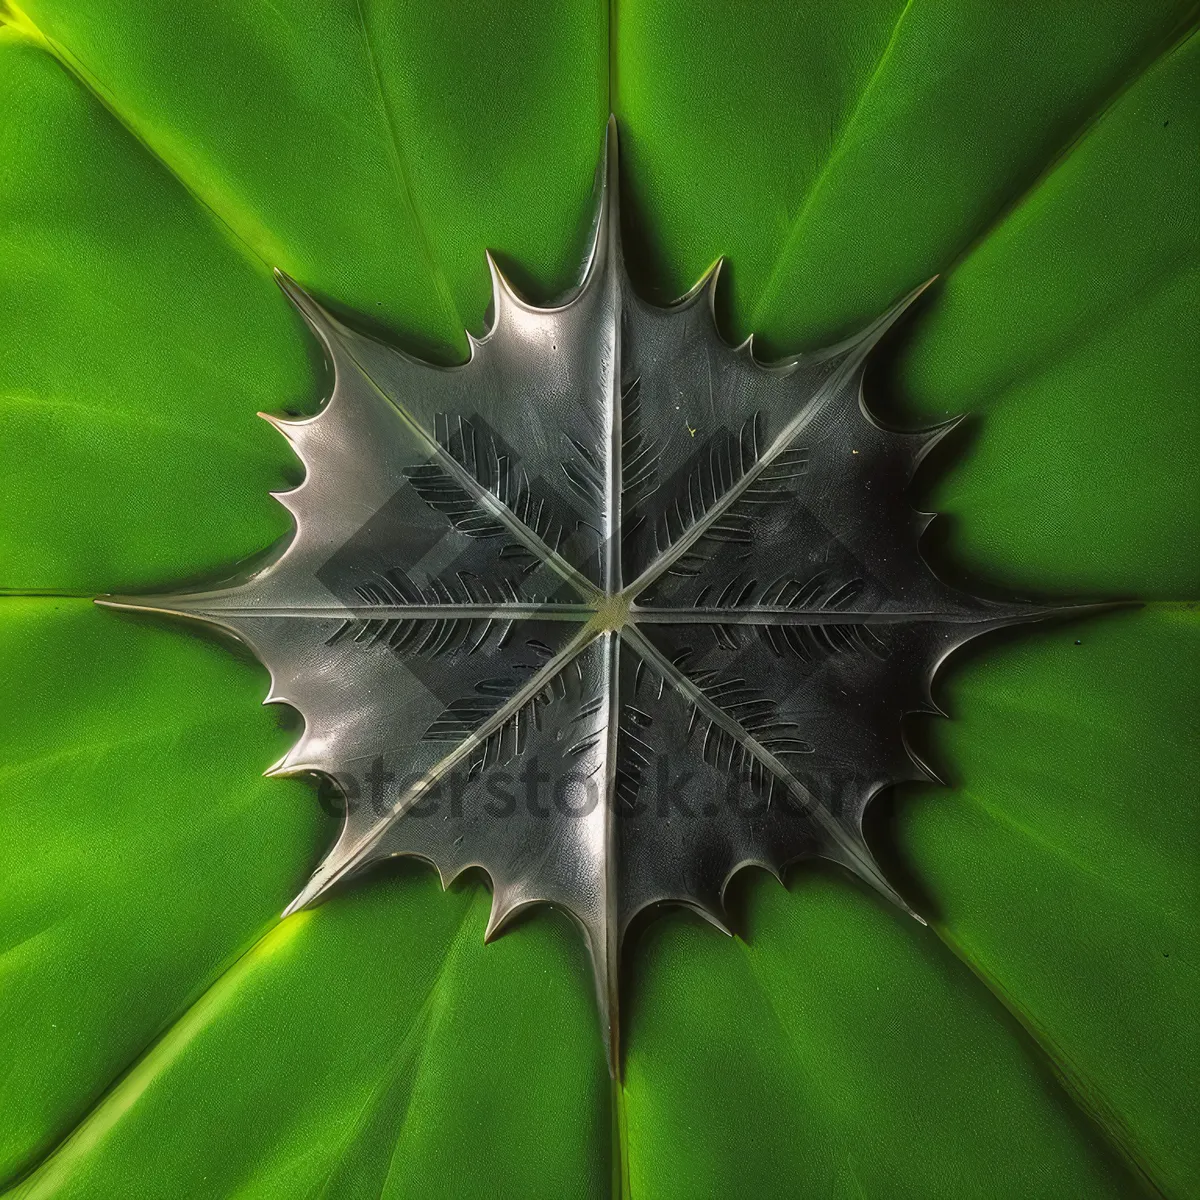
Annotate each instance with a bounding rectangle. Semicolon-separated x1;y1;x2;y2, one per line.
0;1;1196;1195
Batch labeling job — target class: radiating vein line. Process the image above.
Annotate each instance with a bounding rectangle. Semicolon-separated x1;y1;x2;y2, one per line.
5;892;488;1200
932;924;1171;1197
0;718;239;783
93;600;1115;628
349;386;598;601
605;18;630;1194
623;282;927;594
308;974;443;1200
730;934;830;1127
0;2;285;281
607;0;620;116
932;15;1200;296
750;7;1198;354
351;0;462;341
597;630;622;1079
96;600;599;623
748;0;917;328
3;912;310;1197
277;273;603;603
958;786;1136;900
0;922;63;979
978;254;1198;412
282;623;599;915
610;1070;631;1200
621;624;917;918
0;590;100;599
0;389;281;455
631;604;1109;626
369;895;483;1200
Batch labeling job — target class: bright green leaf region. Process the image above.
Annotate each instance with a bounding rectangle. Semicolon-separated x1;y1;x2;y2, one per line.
1;1;1197;1197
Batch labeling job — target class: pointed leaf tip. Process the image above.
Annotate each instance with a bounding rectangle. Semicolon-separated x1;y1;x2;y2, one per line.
283;862;337;918
258;411;308;441
484;249;529;326
272;266;303;305
484;890;526;942
273;268;342;340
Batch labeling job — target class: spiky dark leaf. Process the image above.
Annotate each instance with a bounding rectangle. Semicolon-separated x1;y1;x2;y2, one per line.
101;121;1085;1072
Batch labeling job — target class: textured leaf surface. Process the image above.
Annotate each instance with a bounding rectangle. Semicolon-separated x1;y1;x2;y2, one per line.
1;1;1196;1197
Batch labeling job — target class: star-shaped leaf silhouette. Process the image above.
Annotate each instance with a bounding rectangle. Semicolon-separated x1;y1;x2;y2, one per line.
100;120;1087;1072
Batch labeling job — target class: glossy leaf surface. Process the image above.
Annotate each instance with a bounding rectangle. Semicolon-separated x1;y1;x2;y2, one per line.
1;1;1196;1196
